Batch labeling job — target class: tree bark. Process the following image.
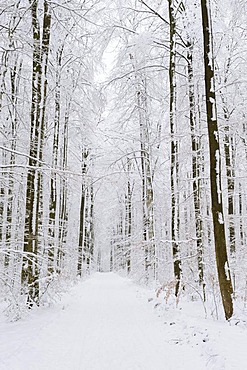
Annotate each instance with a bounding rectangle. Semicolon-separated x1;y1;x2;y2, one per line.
137;81;156;281
21;0;51;307
187;39;206;300
169;0;181;297
48;45;63;274
57;102;69;272
201;0;233;320
125;160;132;273
77;149;89;276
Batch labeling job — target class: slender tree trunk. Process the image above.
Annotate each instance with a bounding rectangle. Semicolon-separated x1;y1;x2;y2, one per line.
201;0;233;320
220;93;236;294
138;85;156;280
57;101;69;271
77;149;89;276
218;52;236;258
239;182;244;246
21;0;51;307
84;188;90;268
48;45;63;274
77;182;85;276
110;243;113;272
89;182;94;267
84;183;94;270
130;51;156;280
224;124;235;256
187;39;206;300
4;60;21;267
37;0;51;278
125;160;132;273
169;0;181;296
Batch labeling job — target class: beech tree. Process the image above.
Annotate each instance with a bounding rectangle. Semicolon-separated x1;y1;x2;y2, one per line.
78;148;89;276
168;0;181;297
125;159;133;273
200;0;233;319
21;0;52;307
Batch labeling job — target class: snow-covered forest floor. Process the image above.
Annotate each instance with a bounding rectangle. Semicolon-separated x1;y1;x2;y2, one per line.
0;273;246;370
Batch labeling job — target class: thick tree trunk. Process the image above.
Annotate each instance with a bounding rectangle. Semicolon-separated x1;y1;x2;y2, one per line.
201;0;233;320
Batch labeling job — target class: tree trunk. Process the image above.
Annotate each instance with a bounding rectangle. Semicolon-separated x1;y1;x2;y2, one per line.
201;0;233;320
125;160;132;273
77;149;89;276
89;182;95;267
21;0;51;307
239;182;244;246
169;0;181;296
77;182;86;277
57;100;70;271
187;39;206;300
48;45;63;274
137;82;156;281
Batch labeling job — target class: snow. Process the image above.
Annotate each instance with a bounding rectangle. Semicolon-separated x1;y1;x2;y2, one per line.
0;272;247;369
215;149;222;203
224;261;231;281
209;97;217;121
218;211;224;224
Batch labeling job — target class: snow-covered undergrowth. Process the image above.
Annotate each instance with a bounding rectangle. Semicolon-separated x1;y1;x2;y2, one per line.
0;271;81;322
137;278;247;370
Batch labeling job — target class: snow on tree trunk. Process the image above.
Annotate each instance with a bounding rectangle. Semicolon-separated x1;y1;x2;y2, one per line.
201;0;233;320
21;0;51;307
187;38;206;301
168;0;181;297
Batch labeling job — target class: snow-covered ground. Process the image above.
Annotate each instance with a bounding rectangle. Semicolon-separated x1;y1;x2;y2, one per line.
0;273;246;369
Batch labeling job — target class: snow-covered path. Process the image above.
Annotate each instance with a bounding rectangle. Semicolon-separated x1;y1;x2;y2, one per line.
1;273;207;369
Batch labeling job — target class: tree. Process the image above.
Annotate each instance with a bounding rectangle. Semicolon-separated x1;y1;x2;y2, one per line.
168;0;181;297
47;43;64;275
200;0;233;320
124;159;133;273
21;0;52;307
77;148;89;276
182;5;206;300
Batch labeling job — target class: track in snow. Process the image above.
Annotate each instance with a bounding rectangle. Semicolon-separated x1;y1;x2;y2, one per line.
0;273;206;370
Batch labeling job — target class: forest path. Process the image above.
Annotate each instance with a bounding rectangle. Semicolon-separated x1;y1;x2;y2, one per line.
0;273;206;370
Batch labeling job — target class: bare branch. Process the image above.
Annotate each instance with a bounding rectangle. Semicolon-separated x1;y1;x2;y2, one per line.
138;0;169;25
